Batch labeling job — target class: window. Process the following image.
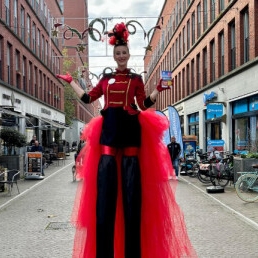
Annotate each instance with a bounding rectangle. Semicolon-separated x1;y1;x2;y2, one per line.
32;23;36;53
45;40;48;66
37;29;40;58
176;2;179;26
27;15;31;47
22;57;26;92
186;64;190;94
28;62;32;94
20;7;25;43
187;19;190;50
183;27;185;56
196;54;200;90
15;50;20;71
191;12;195;45
58;0;64;12
219;0;224;12
210;40;215;82
5;0;10;26
197;3;201;38
176;38;178;64
203;48;207;86
7;43;11;84
42;36;45;63
203;0;208;31
241;8;249;64
232;94;258;152
35;0;39;15
188;112;199;144
179;33;182;61
14;0;18;34
182;68;185;97
219;31;224;76
34;67;38;98
210;0;215;23
191;59;195;91
229;21;236;71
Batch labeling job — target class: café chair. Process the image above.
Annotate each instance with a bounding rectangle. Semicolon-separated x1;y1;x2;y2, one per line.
0;169;20;196
56;152;66;166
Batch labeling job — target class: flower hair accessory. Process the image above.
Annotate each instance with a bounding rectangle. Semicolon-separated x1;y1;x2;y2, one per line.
106;22;129;46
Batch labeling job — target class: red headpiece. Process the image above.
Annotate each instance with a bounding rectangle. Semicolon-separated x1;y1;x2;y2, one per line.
107;22;129;46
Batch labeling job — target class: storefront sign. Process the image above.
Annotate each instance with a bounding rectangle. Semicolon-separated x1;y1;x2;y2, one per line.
25;152;43;179
203;91;217;105
168;105;184;158
207;139;225;151
206;103;223;119
207;139;225;146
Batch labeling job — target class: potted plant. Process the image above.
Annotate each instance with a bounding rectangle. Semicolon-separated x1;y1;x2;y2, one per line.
0;127;27;155
234;151;258;182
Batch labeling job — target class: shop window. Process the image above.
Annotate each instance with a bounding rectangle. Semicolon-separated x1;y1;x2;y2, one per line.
234;116;258;152
188;112;199;145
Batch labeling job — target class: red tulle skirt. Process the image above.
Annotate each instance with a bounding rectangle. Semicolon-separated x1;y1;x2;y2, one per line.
71;109;197;258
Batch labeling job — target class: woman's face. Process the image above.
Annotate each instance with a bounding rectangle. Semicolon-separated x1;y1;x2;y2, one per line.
113;45;130;70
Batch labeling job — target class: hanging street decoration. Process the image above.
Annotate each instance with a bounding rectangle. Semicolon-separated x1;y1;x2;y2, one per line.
51;18;161;54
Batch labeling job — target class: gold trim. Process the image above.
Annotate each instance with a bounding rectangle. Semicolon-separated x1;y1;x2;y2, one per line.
110;101;123;104
125;79;131;106
110;90;125;93
115;81;128;84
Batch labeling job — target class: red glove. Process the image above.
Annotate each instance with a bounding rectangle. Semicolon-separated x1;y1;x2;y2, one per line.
56;73;73;83
156;79;171;92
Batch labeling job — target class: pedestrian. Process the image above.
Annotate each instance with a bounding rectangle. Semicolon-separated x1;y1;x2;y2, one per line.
30;141;45;176
167;136;182;179
30;135;37;146
57;22;196;258
74;139;85;162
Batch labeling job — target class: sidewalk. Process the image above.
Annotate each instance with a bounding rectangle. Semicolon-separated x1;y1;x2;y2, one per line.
0;154;258;257
0;152;76;209
178;174;258;229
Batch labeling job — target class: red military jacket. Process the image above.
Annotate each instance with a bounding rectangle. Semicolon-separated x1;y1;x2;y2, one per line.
81;68;154;114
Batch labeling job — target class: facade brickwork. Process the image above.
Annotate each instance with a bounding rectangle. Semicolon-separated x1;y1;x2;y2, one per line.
145;0;258;152
0;0;95;150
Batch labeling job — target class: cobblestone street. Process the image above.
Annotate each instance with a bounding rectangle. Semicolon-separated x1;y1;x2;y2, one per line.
0;154;257;257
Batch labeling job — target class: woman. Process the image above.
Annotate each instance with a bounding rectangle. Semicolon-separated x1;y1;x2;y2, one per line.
57;23;196;258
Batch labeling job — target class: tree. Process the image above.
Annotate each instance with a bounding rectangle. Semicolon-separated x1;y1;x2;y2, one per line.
61;48;83;125
0;127;27;155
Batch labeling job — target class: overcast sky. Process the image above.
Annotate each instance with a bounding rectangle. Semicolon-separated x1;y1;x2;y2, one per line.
87;1;164;81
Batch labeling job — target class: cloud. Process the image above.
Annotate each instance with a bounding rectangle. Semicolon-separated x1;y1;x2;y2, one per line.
88;0;163;81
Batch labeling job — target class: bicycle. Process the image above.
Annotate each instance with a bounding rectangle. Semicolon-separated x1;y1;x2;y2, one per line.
235;164;258;202
209;154;234;187
180;154;199;178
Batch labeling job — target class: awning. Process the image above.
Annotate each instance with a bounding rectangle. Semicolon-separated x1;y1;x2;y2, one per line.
26;113;67;129
0;107;28;119
39;117;67;129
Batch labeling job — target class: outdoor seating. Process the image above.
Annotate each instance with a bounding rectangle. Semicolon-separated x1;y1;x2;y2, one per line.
56;152;66;166
0;169;20;196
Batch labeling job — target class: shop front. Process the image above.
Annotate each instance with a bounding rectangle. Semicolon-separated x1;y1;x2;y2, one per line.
231;94;258;153
205;103;226;152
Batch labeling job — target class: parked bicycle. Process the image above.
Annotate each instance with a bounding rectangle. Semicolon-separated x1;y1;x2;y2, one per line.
235;164;258;202
209;153;234;187
196;150;224;184
180;154;199;177
196;152;213;184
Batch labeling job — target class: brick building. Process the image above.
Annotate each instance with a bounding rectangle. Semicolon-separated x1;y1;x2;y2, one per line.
0;0;96;154
144;0;258;153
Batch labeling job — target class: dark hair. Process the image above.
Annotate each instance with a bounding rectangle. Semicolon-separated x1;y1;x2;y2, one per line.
107;22;129;47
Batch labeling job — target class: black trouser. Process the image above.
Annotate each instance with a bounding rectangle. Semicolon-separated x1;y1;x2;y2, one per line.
96;154;141;258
